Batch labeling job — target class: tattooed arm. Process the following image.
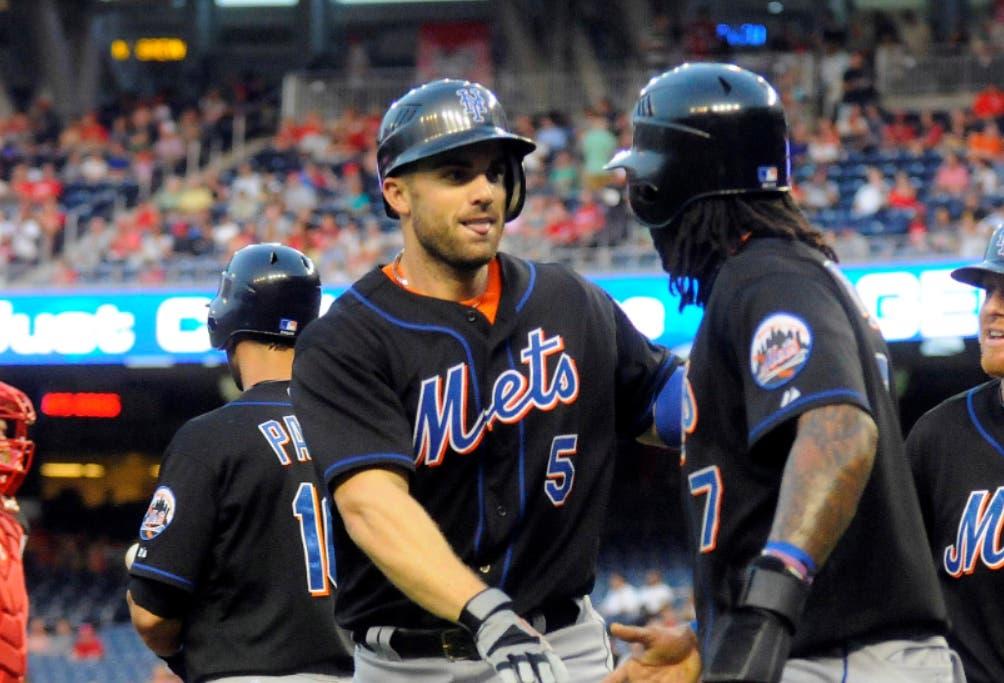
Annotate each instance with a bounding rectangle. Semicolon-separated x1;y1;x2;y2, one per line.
768;404;878;565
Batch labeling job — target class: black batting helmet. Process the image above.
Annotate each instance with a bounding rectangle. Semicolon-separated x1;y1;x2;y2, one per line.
377;79;536;222
606;62;790;230
952;221;1004;288
207;243;321;350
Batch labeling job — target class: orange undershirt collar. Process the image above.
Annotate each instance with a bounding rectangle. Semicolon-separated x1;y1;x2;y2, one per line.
382;257;502;324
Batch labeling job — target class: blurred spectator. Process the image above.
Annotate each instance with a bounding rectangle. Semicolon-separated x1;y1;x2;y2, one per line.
549;150;579;199
932;150;971;196
642;13;675;71
49;618;74;657
841;51;880;110
572;190;606;244
71;622;105;660
176;176;215;215
852;166;889;216
819;38;851;118
898;10;932;56
957;211;990;257
796;166;839;210
638;570;676;621
231;162;263;201
536;115;571;158
972;83;1004;119
599;572;642;625
79;153;109;185
788;121;810;164
832;226;872;262
967;120;1003;160
883;110;917;147
918;111;945;149
68;215;115;273
974;157;1000;195
808;119;843;164
928;205;958;253
27;617;52;655
837;104;874;153
579;110;617;190
684;5;725;56
283;172;318;213
888;170;923;213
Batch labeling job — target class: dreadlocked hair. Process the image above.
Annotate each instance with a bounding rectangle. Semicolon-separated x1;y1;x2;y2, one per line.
650;192;837;309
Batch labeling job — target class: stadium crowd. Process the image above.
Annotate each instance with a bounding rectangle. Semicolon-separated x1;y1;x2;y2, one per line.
2;5;1004;287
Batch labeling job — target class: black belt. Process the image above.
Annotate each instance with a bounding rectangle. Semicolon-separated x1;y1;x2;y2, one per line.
354;598;581;661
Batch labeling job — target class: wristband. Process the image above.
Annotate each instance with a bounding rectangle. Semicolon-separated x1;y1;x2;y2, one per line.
740;555;812;631
763;541;817;583
653;364;685;447
459;587;512;633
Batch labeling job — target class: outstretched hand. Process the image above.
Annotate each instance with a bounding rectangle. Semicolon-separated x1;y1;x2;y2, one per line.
602;622;701;683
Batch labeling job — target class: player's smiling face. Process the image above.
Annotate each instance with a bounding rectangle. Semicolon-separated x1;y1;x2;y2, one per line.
978;273;1004;377
392;141;508;271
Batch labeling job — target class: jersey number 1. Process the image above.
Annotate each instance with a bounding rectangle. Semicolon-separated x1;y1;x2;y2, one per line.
292;482;337;596
688;465;722;553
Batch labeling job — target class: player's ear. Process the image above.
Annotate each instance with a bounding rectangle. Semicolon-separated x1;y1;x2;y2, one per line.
383;176;411;218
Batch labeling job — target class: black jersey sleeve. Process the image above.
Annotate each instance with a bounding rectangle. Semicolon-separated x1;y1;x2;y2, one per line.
730;273;873;448
129;423;219;593
904;413;937;541
127;575;191;619
292;316;417;489
610;295;677;437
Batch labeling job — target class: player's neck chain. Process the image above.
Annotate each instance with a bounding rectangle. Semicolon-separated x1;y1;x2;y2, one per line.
392;250;487;309
391;250;409;287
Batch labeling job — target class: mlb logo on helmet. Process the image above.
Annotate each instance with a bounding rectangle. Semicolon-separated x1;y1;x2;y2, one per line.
758;165;779;188
279;318;298;334
456;87;488;123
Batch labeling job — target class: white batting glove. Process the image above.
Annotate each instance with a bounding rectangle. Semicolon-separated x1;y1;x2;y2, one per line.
460;588;570;683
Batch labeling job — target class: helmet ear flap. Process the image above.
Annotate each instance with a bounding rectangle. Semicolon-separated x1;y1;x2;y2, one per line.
504;155;527;222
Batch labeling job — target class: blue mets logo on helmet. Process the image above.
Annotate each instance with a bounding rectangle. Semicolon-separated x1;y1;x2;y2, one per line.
139;486;176;540
995;229;1004;257
456;87;488;123
749;313;813;389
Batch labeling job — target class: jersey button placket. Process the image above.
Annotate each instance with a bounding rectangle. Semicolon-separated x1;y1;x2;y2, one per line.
496;505;507;517
466;310;478;323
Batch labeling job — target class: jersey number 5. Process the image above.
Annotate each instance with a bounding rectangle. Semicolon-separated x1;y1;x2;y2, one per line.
688;465;722;553
292;482;337;596
545;435;577;507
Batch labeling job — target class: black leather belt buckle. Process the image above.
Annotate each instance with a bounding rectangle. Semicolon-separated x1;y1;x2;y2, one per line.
441;628;478;661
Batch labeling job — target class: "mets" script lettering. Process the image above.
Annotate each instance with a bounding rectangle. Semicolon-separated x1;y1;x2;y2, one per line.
943;487;1004;577
413;328;580;467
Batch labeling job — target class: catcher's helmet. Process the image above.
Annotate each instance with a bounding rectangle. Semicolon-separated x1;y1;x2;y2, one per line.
0;381;35;497
606;62;790;229
207;243;321;350
377;79;536;221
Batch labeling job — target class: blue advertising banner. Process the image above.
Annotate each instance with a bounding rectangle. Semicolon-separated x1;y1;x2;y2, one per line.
0;261;982;366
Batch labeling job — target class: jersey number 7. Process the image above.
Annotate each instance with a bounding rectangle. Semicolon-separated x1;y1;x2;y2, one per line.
688;465;722;553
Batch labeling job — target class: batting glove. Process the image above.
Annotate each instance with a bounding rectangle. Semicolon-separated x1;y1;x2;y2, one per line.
460;588;570;683
704;555;811;683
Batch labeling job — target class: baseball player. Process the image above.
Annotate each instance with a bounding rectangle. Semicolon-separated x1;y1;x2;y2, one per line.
290;79;683;683
603;63;962;683
905;221;1004;683
0;382;35;683
127;244;354;682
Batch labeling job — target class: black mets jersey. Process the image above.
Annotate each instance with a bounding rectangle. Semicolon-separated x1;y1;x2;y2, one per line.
291;252;676;631
907;379;1004;683
682;238;946;656
128;380;349;681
